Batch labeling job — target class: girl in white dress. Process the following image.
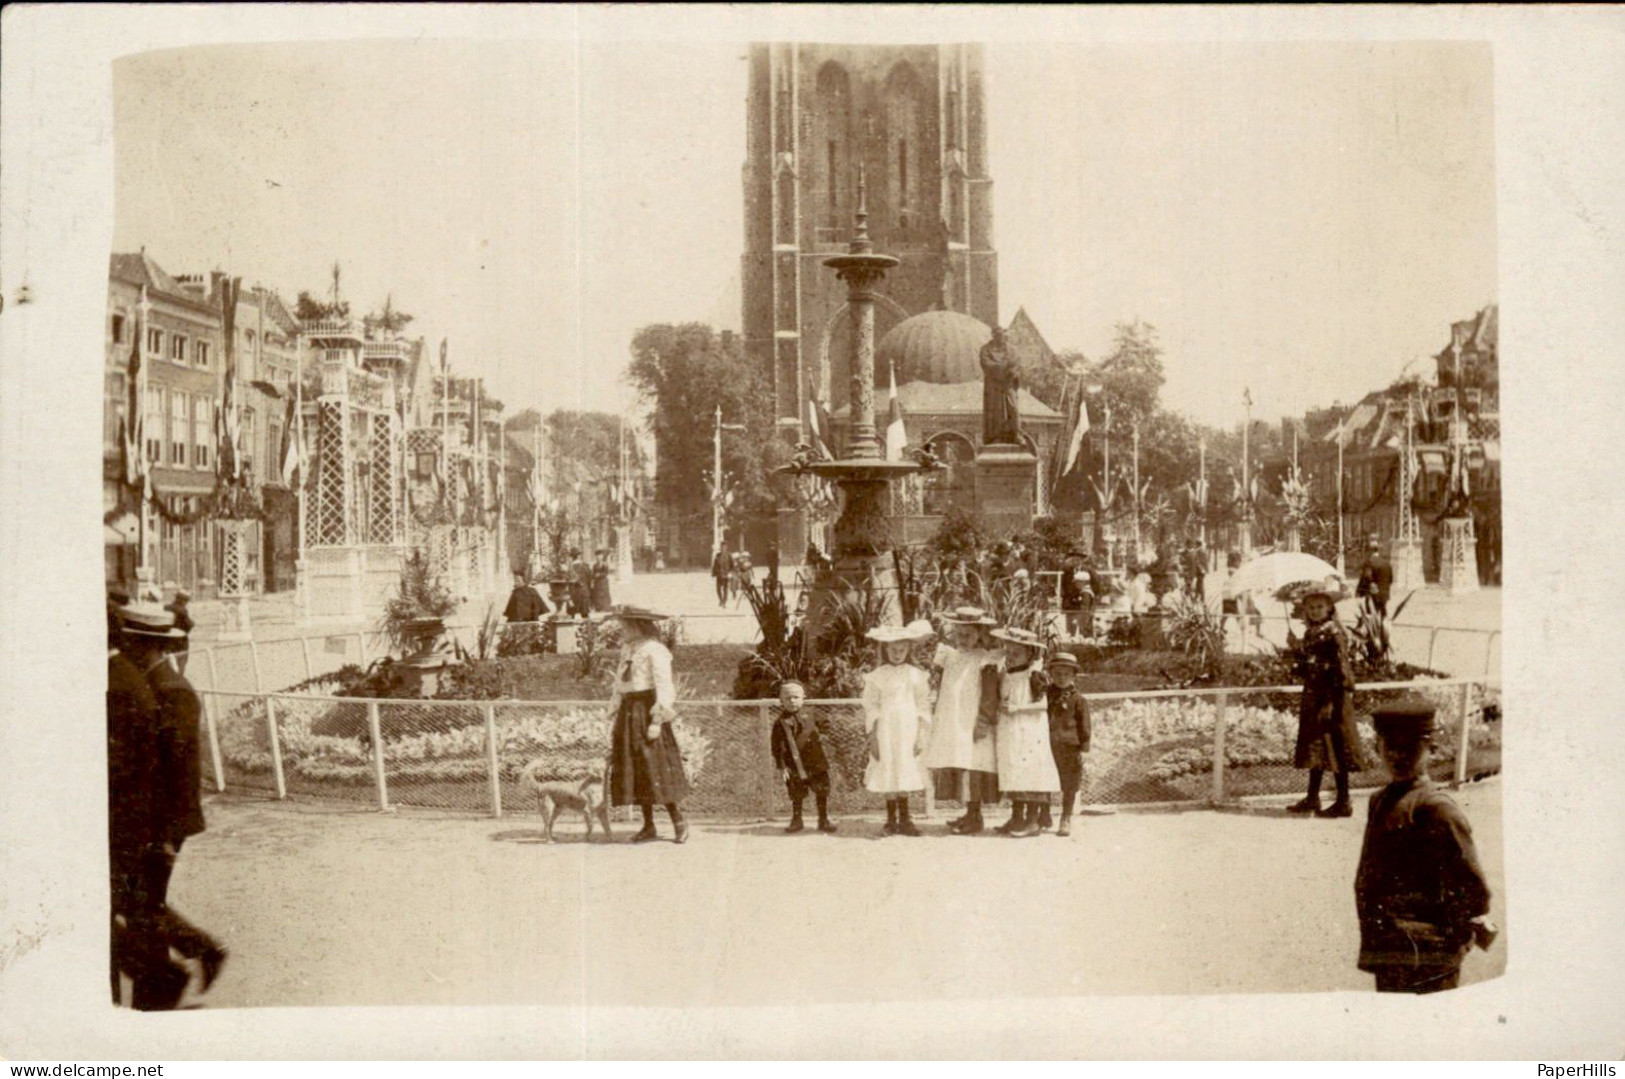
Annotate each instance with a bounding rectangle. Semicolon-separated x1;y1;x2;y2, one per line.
923;606;1003;835
861;621;934;837
988;626;1060;838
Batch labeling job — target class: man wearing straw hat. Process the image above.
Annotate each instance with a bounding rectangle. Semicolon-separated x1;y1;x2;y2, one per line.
923;607;1003;835
109;599;226;1006
1355;696;1496;993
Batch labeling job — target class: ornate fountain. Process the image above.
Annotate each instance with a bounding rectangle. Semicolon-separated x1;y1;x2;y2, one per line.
783;169;926;626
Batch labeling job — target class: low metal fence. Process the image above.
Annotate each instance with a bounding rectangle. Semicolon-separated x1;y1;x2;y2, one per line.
198;676;1500;821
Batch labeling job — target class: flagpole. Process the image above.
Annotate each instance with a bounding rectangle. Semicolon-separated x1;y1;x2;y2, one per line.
1335;414;1345;577
136;286;154;599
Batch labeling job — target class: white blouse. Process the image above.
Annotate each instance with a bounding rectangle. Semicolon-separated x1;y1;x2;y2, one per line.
607;637;676;718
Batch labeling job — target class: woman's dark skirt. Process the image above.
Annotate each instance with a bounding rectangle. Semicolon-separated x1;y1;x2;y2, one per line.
608;689;691;807
1293;689;1363;772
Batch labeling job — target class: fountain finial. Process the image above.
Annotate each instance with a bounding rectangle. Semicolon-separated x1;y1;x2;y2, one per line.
850;164;873;255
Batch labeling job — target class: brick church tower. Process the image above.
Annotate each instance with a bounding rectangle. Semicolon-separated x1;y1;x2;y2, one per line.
742;43;998;556
742;44;998;435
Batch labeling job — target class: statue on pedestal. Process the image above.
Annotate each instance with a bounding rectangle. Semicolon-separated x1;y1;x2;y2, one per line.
979;327;1021;447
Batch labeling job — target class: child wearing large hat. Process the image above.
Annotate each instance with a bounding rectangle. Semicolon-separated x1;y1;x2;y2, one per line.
987;626;1059;838
1288;577;1363;818
861;621;934;836
922;607;1003;835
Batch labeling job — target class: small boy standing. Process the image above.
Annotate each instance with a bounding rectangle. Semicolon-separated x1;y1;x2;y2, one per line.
1041;650;1091;836
770;680;836;834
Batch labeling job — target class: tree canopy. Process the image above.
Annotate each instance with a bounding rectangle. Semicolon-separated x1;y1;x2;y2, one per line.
625;323;783;524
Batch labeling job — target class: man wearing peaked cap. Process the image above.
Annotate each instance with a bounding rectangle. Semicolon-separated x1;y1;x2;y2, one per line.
1354;695;1496;993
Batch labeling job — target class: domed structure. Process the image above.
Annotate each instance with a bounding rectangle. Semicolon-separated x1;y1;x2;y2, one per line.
874;310;993;387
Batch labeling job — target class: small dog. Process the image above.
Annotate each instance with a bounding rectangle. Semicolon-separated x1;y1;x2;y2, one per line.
520;761;612;843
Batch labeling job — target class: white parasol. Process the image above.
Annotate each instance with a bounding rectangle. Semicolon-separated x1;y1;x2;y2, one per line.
1222;551;1342;600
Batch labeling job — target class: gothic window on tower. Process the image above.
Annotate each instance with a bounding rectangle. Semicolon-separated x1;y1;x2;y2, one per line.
897;140;910;230
826;140;839;232
813;60;852;245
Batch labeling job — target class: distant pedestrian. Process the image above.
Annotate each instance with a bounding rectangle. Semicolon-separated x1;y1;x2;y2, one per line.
1288;578;1362;818
164;590;193;674
1356;537;1394;618
1355;697;1496;993
590;548;613;611
711;549;730;606
567;548;591;617
503;572;549;623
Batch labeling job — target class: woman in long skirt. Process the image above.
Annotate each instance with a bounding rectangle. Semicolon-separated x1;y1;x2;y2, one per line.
1289;578;1363;818
604;605;691;842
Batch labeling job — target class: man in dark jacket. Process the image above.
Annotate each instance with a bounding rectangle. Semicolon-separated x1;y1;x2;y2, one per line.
1356;538;1395;617
1355;698;1495;993
113;601;226;1005
108;597;190;1010
503;572;549;623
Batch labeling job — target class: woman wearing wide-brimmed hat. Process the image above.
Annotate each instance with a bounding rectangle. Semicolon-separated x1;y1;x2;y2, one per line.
861;621;934;836
988;626;1059;838
1288;577;1363;817
603;605;691;842
922;606;1003;834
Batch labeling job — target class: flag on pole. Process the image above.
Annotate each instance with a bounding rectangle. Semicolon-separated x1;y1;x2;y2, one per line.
123;311;146;489
280;387;304;487
1061;381;1094;476
217;276;243;482
805;376;835;461
884;358;906;461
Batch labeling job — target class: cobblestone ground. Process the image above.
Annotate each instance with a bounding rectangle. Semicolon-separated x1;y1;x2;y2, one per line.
168;780;1505;1009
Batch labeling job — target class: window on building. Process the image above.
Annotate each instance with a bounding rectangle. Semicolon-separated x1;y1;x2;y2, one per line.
147;327;164;355
145;386;164;464
827;140;839;219
195;340;210;369
170;392;189;466
111;313;126;344
170;334;187;363
194;399;212;469
268;421;282;474
897;139;910;227
105;372;125;447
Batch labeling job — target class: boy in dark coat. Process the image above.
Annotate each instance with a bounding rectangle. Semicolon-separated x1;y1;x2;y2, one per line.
1355;697;1496;993
1038;649;1092;836
769;680;836;833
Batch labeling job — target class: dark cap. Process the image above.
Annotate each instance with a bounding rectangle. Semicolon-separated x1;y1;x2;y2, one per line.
1371;696;1438;741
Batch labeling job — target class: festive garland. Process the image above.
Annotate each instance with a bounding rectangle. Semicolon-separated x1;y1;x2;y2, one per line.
103;466;292;528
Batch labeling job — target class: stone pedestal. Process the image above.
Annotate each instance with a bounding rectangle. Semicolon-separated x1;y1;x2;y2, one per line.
975;444;1038;537
1439;517;1479;595
1391;537;1425;593
1237;519;1254;562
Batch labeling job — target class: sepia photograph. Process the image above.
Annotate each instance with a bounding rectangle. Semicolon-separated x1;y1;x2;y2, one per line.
4;1;1624;1063
96;32;1505;1010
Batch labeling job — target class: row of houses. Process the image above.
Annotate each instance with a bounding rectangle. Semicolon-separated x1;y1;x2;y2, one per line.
103;250;495;601
1266;303;1501;585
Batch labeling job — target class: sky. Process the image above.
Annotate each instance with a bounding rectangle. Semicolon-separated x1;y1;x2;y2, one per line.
113;38;1495;430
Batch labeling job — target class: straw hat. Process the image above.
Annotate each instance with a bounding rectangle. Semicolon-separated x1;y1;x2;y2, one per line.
610;604;670;624
1046;649;1081;670
1297;576;1350;603
867;622;933;644
903;619;935;641
989;626;1042;650
940;606;997;626
116;600;186;640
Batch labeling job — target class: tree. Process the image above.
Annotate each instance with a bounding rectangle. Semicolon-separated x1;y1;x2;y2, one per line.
295;291;350;323
364;294;414;336
626;323;784;539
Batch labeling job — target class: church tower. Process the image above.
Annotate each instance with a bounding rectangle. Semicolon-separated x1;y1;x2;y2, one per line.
742;43;998;446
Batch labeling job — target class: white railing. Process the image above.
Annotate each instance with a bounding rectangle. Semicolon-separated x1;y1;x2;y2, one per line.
195;676;1501;821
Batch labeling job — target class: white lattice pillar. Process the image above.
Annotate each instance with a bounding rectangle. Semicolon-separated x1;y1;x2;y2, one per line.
217;519;254;641
1439;516;1479;595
